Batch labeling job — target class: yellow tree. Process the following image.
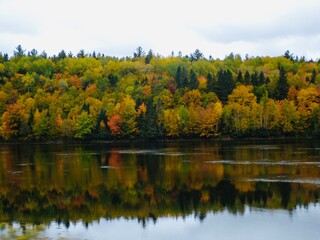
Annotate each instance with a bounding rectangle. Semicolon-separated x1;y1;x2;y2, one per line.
0;103;23;140
153;89;174;109
197;102;223;137
119;96;138;137
183;89;202;107
296;87;320;131
33;109;51;139
107;95;138;137
163;108;180;137
280;100;300;133
225;85;257;134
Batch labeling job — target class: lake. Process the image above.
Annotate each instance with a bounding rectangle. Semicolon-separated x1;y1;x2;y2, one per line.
0;139;320;239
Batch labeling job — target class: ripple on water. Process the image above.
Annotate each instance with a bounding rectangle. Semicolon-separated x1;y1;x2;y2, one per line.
235;145;281;150
16;163;35;166
116;150;158;155
243;178;320;185
55;152;101;156
204;160;320;166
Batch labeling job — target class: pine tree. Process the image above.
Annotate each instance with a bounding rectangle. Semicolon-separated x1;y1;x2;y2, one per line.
13;45;25;57
175;66;189;89
207;73;215;92
258;71;265;86
77;49;86;58
244;70;251;85
189;69;198;89
145;49;153;64
236;71;243;84
215;69;235;103
276;66;289;100
190;49;204;61
175;66;182;88
311;69;317;84
58;50;67;60
251;72;258;86
133;46;145;58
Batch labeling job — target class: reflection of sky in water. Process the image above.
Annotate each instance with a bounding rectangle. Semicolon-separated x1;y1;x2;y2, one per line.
244;178;320;185
42;204;320;240
205;160;320;166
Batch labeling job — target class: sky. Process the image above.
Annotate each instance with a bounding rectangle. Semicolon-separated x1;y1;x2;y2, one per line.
1;0;320;59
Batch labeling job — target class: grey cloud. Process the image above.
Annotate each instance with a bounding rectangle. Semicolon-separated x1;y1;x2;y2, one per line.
197;8;320;43
0;16;39;35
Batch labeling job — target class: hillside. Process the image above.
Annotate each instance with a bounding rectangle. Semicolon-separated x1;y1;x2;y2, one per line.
0;47;319;141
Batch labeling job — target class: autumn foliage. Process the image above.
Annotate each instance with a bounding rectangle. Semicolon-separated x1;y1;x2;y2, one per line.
0;48;319;140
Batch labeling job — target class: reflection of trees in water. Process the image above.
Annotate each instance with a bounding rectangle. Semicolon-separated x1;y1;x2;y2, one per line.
0;179;319;228
0;141;320;227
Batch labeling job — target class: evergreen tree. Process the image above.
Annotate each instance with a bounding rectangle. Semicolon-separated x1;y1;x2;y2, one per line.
283;50;294;61
92;51;97;59
3;53;9;62
236;71;243;84
175;66;182;88
145;49;153;64
109;74;119;87
144;100;160;138
189;69;198;89
58;50;67;60
40;51;47;59
207;73;215;92
77;49;86;58
311;69;317;84
133;46;145;58
251;72;259;86
276;66;289;100
258;71;265;86
176;67;189;89
29;49;38;57
244;70;251;85
215;69;235;103
190;49;204;61
13;45;26;57
93;109;109;138
265;77;270;84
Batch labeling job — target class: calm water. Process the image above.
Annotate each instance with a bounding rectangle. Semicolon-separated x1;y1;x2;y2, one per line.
0;139;320;239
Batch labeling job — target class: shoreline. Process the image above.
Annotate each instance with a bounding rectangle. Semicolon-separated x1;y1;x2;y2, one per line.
0;136;316;145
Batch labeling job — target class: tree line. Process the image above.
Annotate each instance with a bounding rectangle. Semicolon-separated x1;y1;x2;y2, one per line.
0;46;319;141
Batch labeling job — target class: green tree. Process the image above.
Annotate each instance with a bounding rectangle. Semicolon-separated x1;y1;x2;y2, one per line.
74;111;94;139
190;49;204;61
13;45;26;57
29;48;38;57
276;66;289;100
214;69;235;103
133;46;145;58
251;72;259;86
175;66;188;89
77;49;86;58
189;69;198;89
207;72;215;92
258;71;265;86
58;50;67;60
236;71;243;84
311;69;317;84
33;109;51;139
243;70;251;85
145;49;153;64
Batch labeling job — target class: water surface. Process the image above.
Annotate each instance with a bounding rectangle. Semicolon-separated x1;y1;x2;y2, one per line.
0;139;319;239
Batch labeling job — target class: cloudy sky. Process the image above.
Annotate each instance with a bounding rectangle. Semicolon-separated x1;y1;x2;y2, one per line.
1;0;320;59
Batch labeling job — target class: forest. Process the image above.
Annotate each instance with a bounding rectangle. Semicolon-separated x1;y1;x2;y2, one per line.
0;46;319;141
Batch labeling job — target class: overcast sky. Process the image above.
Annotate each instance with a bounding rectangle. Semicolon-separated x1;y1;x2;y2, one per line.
1;0;320;59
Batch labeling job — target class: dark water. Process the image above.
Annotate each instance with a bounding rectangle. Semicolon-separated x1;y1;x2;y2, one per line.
0;139;320;239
